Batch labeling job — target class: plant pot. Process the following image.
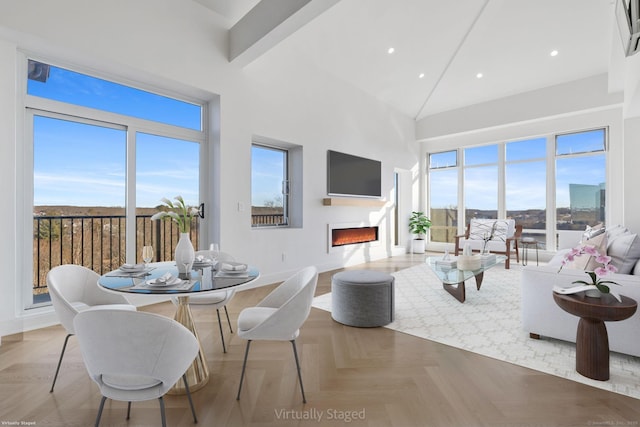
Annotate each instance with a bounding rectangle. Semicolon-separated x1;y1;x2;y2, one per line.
585;288;602;298
412;239;426;254
175;232;195;277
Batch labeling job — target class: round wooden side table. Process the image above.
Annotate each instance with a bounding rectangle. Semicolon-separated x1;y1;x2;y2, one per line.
553;291;637;381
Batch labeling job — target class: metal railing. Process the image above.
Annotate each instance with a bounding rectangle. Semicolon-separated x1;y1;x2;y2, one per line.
33;214;200;292
251;214;286;226
33;212;285;295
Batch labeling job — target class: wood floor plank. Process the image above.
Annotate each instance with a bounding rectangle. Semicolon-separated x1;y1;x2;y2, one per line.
1;254;640;426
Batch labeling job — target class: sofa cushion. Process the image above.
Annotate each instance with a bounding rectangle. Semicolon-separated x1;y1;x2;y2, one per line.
607;232;640;274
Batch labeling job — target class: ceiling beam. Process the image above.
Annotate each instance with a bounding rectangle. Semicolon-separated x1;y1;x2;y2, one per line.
229;0;339;67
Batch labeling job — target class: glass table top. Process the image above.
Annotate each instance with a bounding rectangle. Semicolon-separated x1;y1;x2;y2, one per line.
426;255;507;285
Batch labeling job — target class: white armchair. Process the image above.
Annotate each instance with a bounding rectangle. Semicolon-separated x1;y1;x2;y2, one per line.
454;218;522;269
46;264;136;392
236;266;319;403
73;309;199;427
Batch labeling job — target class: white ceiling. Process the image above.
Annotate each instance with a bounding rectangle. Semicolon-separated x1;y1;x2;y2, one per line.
196;0;617;120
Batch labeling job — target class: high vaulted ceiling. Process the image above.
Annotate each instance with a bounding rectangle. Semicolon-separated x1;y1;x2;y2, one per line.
196;0;618;120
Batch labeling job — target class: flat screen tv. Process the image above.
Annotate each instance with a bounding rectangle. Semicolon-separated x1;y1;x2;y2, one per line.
327;150;381;198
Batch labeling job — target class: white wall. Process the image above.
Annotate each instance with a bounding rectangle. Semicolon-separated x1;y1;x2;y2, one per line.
0;0;418;336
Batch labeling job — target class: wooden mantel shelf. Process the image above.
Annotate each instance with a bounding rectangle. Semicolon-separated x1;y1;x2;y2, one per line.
322;197;387;207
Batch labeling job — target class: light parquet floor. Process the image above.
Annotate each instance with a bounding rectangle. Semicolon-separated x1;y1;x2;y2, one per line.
1;254;640;426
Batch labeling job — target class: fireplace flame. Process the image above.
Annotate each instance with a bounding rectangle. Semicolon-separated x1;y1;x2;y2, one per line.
332;227;378;247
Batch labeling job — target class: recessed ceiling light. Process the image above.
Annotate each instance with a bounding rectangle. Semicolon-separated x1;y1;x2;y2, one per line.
387;47;395;54
476;72;483;79
418;73;425;79
550;50;559;57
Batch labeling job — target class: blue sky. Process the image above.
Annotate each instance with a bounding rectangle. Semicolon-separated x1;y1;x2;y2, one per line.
430;134;605;210
30;61;280;209
30;61;605;211
30;63;201;208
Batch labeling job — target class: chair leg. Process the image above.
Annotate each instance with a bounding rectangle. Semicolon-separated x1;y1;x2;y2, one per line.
50;333;72;392
182;374;198;423
158;396;166;427
236;340;252;400
290;340;307;404
216;309;227;353
95;396;107;427
224;306;233;333
126;402;131;420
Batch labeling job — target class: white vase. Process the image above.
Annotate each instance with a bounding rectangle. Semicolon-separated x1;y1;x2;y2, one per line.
175;232;195;276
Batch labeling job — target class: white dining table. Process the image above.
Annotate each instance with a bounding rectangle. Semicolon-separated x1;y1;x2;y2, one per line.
98;261;260;394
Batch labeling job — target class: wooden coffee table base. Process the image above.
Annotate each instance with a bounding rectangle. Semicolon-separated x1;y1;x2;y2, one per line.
443;272;484;303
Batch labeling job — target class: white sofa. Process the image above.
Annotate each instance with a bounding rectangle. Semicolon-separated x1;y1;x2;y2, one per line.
521;225;640;357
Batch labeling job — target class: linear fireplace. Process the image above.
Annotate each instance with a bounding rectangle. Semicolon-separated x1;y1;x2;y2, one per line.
332;227;378;247
327;223;380;253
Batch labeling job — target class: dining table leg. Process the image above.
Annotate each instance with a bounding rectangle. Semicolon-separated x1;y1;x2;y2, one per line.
167;296;210;395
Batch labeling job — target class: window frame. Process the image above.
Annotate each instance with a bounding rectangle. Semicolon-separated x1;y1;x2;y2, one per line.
251;143;290;228
426;127;608;250
250;136;303;230
21;54;208;309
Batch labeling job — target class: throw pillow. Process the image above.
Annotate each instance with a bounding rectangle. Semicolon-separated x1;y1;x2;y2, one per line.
581;223;605;242
468;219;496;240
606;225;629;242
585;233;609;271
566;232;607;271
607;232;640;274
491;220;510;242
468;219;511;242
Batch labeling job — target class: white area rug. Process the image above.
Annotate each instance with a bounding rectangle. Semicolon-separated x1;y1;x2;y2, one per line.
312;262;640;399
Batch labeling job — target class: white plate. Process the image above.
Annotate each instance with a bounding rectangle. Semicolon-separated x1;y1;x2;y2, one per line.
120;264;145;273
146;277;182;287
220;262;248;272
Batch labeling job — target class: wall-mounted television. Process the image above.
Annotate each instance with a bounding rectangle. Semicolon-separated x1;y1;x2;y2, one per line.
327;150;382;198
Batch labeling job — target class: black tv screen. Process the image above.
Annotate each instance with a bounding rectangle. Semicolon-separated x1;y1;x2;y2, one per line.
327;150;382;198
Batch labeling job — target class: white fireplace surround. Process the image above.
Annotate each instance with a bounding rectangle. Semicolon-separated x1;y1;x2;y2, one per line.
327;222;381;253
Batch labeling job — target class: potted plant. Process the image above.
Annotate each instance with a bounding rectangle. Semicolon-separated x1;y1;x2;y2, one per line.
409;211;431;254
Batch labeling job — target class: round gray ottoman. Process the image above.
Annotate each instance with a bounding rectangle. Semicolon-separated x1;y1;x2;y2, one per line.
331;270;395;327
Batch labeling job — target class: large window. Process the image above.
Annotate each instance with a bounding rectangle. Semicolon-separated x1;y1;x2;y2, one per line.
506;137;547;246
555;129;606;231
427;128;608;249
464;145;498;220
428;151;458;243
27;59;205;307
251;144;289;227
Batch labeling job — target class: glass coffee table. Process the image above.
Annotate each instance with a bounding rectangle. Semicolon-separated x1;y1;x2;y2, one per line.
426;255;507;303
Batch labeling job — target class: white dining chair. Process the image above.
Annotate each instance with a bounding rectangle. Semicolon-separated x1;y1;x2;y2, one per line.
46;264;136;392
73;309;199;427
236;266;318;403
172;250;237;353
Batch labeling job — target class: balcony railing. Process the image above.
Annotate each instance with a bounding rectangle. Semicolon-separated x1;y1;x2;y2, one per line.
33;214;200;293
32;212;284;296
251;214;285;226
